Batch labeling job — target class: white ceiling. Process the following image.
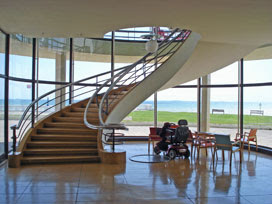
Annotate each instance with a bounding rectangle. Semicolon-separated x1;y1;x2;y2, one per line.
1;0;271;86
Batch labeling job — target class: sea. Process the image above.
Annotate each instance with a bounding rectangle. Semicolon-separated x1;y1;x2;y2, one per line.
139;100;272;116
1;99;272;116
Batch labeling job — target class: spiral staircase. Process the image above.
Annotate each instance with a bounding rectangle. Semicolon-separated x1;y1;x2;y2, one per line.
9;29;201;166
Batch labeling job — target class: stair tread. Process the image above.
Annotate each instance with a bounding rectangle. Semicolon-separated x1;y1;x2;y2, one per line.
37;128;96;132
28;141;96;144
21;155;100;160
25;148;97;151
44;122;87;125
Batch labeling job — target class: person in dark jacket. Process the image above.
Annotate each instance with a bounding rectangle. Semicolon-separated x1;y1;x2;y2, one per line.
160;122;171;142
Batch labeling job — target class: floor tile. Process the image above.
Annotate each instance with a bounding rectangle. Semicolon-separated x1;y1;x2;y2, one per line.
243;195;272;204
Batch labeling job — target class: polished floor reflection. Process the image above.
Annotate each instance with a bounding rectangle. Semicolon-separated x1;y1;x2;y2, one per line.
1;142;272;204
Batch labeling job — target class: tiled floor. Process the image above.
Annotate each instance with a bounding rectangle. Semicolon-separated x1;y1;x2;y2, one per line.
1;142;272;204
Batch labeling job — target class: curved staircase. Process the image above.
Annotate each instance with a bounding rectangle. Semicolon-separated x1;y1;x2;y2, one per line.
9;28;201;166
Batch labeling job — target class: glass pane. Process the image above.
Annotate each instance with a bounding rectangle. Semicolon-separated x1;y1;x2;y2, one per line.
209;87;238;140
0;32;5;75
9;80;32;149
73;38;111;83
9;34;32;79
0;78;4;155
244;59;272;84
181;79;197;85
244;86;272;148
210;62;238;84
36;84;61;120
38;38;70;82
157;88;197;132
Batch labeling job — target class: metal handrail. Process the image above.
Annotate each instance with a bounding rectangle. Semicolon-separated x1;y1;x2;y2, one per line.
10;65;127;152
84;28;191;131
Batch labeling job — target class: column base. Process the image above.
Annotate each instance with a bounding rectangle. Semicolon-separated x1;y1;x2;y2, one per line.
8;152;21;168
100;149;126;164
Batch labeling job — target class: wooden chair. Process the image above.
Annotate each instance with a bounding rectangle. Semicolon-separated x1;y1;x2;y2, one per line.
235;129;258;152
213;134;242;167
148;127;162;154
195;132;216;159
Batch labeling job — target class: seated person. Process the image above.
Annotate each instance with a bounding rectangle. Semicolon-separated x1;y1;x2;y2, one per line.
157;122;171;151
174;120;190;144
159;122;171;142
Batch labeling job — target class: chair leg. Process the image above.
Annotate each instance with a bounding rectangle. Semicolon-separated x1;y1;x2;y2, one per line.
256;140;258;152
148;139;150;154
230;151;232;168
239;149;242;163
205;148;208;156
222;150;225;161
212;148;216;167
248;143;250;153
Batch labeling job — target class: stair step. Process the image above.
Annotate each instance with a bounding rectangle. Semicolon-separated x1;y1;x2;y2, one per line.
21;155;101;164
52;117;99;123
61;112;98;117
71;107;98;112
44;122;88;129
24;148;98;156
27;141;97;148
31;135;97;141
81;103;98;108
37;128;97;135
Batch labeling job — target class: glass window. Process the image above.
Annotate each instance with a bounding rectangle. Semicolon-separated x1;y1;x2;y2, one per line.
180;79;198;85
244;86;272;148
0;78;4;155
244;59;272;84
210;62;238;84
37;38;70;82
36;83;63;120
9;80;32;150
0;32;5;75
9;34;32;79
73;38;111;82
209;87;238;140
157;88;197;131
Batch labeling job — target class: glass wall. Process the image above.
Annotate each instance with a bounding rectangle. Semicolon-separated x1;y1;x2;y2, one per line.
244;59;272;84
9;80;32;149
73;38;111;81
0;31;5;158
0;78;4;156
37;38;70;82
0;32;5;75
210;62;238;84
244;86;272;148
9;34;32;79
1;30;272;158
209;87;238;140
244;59;272;148
157;87;197;131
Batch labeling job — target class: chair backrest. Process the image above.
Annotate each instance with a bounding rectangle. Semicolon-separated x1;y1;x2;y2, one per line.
214;134;232;150
174;126;189;143
149;127;161;135
248;129;257;141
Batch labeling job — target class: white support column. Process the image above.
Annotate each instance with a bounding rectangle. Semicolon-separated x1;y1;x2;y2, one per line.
201;74;211;132
55;52;66;111
154;92;158;127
